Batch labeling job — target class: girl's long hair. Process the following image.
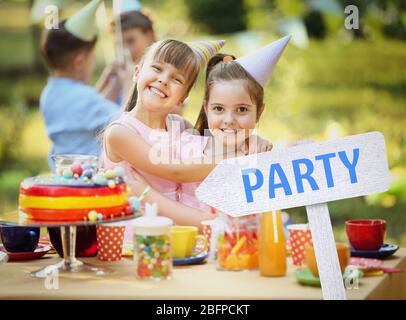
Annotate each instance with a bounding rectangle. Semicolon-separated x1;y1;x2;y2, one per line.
194;54;264;135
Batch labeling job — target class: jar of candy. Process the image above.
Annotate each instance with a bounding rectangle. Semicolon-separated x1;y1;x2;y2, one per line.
133;203;173;280
216;214;259;271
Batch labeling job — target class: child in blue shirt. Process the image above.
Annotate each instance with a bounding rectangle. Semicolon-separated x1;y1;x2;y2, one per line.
39;0;123;170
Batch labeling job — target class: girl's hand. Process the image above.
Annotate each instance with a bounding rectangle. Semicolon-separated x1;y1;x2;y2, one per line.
242;135;273;155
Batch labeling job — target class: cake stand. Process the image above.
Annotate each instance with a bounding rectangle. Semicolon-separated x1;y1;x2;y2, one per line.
0;211;138;279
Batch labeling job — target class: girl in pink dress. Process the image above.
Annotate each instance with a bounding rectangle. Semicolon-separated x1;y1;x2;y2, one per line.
103;39;229;233
178;36;291;211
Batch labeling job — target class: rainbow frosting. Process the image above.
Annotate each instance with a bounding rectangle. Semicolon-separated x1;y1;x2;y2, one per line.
19;166;135;222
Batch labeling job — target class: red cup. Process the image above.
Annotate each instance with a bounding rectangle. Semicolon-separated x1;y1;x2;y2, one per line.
96;223;125;261
345;219;386;250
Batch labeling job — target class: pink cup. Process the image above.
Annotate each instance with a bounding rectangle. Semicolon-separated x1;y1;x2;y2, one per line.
96;223;125;261
287;224;312;267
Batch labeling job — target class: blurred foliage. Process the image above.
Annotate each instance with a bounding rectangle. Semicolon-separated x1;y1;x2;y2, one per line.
0;0;405;244
0;83;29;166
183;0;247;34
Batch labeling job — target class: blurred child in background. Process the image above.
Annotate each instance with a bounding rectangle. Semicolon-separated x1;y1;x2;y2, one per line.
40;0;125;170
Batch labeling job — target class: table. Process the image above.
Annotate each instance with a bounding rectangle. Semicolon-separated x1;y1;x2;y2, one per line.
0;249;405;300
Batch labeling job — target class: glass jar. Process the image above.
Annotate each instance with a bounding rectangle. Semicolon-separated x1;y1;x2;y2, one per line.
51;154;99;174
216;214;259;271
133;203;173;280
48;154;99;257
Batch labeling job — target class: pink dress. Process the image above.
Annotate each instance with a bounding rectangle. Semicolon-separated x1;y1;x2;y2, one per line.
178;130;212;212
102;112;187;240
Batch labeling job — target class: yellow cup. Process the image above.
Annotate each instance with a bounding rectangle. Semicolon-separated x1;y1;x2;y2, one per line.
171;226;208;259
305;242;350;277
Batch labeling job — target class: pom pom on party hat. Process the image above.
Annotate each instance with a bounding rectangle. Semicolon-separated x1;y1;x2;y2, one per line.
113;0;142;15
235;35;291;87
187;40;226;67
65;0;103;42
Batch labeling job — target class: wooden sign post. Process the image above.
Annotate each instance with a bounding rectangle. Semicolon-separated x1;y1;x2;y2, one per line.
196;131;390;300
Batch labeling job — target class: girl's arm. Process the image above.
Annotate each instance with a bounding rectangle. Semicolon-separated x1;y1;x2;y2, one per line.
106;124;217;183
128;178;214;232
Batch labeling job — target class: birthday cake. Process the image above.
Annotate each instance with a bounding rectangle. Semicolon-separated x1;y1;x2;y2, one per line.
18;165;135;222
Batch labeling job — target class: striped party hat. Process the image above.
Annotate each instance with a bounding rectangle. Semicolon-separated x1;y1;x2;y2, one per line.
187;40;226;67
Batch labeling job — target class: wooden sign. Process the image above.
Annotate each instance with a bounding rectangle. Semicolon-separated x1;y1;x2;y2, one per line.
196;131;391;300
196;131;390;217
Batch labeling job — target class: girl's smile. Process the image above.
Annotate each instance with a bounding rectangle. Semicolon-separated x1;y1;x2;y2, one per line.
135;58;188;113
205;80;261;149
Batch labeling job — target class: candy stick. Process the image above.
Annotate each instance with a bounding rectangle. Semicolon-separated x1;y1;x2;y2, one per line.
112;0;125;64
138;186;150;201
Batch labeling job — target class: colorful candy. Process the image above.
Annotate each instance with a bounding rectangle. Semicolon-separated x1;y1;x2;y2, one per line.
88;210;98;222
135;234;171;280
71;164;83;177
113;166;125;177
105;169;116;179
92;174;107;185
82;169;94;179
62;168;73;179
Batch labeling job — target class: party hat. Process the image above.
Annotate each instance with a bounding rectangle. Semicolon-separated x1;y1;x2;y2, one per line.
235;35;291;87
187;40;226;67
65;0;103;41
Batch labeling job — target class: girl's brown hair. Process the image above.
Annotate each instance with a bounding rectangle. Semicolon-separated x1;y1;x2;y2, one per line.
194;54;264;135
123;39;200;112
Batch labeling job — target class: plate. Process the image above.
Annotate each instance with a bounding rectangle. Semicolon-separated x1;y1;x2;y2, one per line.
173;252;208;266
0;244;51;261
350;243;399;259
294;268;363;287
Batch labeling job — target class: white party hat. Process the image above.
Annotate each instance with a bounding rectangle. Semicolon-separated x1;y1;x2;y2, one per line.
235;35;291;87
65;0;103;41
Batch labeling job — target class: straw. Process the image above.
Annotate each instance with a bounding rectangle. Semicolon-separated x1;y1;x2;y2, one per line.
272;211;279;243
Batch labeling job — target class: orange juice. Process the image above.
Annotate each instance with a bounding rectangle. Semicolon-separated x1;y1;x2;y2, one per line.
259;211;287;277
